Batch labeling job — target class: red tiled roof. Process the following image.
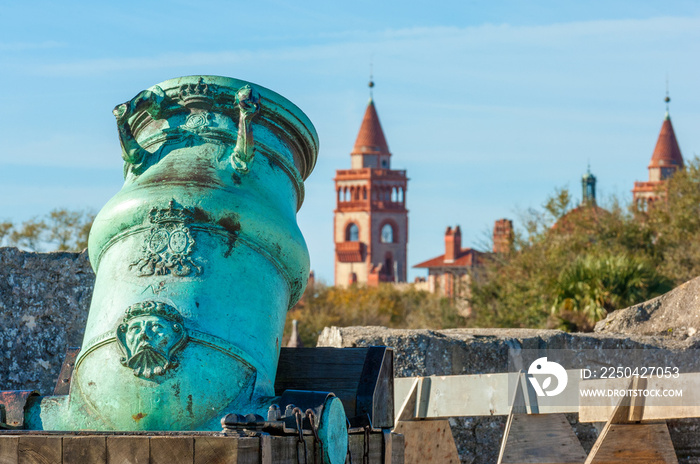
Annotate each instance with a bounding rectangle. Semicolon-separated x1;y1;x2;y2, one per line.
336;241;365;263
649;115;683;169
413;248;485;269
552;204;610;231
352;99;390;156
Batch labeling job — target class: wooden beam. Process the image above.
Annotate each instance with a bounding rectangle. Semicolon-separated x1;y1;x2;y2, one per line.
357;347;394;428
150;437;193;464
394;420;459;464
63;436;105;464
394;371;582;419
498;372;586;464
585;423;677;464
389;433;404;464
106;436;149;464
395;378;420;424
275;347;395;428
1;432;397;464
579;372;700;422
0;436;18;464
498;414;586;464
194;436;240;464
18;436;61;464
585;378;677;464
347;431;384;464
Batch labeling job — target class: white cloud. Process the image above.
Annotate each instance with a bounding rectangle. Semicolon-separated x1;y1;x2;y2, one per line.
26;16;700;78
0;41;66;51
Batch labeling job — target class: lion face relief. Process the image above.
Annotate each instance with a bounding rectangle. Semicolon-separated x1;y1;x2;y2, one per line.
116;301;188;379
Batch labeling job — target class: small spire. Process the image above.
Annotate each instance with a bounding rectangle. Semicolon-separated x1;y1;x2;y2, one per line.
582;165;596;206
368;61;374;99
287;319;303;348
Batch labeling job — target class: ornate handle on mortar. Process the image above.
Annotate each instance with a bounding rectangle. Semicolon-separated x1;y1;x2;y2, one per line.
230;85;260;173
113;86;167;176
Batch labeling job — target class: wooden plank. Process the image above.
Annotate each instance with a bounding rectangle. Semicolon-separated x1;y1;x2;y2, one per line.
579;372;700;422
499;414;586;464
497;373;524;463
63;436;105;464
347;433;382;464
520;372;539;415
232;437;258;464
383;430;392;464
395;378;419;423
275;348;368;387
357;347;394;428
275;347;368;416
499;373;585;464
585;383;677;464
0;436;18;464
585;422;677;464
194;436;243;464
18;436;61;464
150;437;193;464
260;434;271;464
627;377;646;422
3;433;396;464
106;436;149;464
269;436;317;464
390;432;404;464
395;371;582;419
268;436;296;464
417;377;431;419
394;420;459;464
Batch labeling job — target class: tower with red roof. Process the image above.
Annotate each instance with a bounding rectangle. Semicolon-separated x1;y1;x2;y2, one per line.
333;82;408;286
632;94;684;208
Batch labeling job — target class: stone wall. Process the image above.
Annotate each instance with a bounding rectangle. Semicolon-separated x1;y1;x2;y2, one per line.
318;326;700;464
3;248;700;462
596;274;700;339
0;248;94;394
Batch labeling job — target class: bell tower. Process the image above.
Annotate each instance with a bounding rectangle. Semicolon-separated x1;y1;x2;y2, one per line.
632;92;684;208
334;82;408;286
581;166;596;206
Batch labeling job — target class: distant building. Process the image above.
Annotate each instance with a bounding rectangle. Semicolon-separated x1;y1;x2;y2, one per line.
334;85;409;287
554;167;609;230
492;218;514;254
413;220;513;310
632;95;684;208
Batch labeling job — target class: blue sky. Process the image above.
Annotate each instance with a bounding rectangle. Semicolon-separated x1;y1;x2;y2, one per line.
1;1;699;283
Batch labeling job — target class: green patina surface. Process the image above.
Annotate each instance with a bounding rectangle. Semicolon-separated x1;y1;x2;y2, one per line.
25;76;325;433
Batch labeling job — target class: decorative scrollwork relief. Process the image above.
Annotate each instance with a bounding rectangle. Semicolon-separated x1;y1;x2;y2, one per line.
113;78;264;178
113;85;167;177
178;77;212;105
116;301;188;379
181;111;212;136
231;85;260;173
129;200;202;277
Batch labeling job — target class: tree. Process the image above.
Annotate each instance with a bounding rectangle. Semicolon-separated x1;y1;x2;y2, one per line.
45;209;94;251
469;179;678;331
1;209;94;252
644;158;700;283
9;218;47;251
0;222;12;243
285;282;463;347
551;254;671;331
